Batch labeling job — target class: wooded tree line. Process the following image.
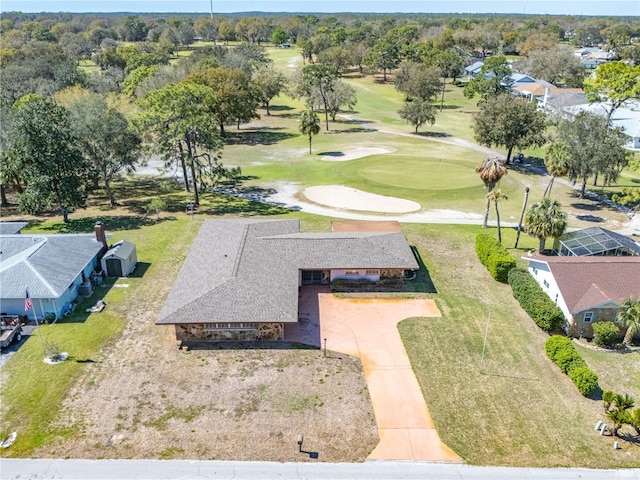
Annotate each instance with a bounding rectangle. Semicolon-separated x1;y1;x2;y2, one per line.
1;11;638;220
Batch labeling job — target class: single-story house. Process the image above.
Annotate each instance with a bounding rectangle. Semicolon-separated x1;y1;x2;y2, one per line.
464;61;484;79
0;222;109;320
524;255;640;338
101;240;137;278
564;101;640;149
554;227;640;257
156;219;419;343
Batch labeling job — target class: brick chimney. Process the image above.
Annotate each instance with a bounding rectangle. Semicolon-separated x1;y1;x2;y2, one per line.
94;221;107;249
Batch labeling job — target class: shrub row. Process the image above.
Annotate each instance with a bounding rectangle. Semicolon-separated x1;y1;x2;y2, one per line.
507;268;565;333
545;335;599;396
475;233;517;283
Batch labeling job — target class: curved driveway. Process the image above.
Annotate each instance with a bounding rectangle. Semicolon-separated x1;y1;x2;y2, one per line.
286;287;461;462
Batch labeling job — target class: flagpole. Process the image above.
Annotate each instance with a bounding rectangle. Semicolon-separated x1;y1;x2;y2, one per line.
26;288;46;357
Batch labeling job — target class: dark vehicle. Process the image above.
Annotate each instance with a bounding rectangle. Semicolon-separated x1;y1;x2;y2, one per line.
513;152;525;163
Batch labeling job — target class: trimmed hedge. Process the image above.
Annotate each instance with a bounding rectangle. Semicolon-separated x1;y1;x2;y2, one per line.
592;321;620;348
508;268;565;333
568;366;599;396
475;233;517;283
545;335;599;396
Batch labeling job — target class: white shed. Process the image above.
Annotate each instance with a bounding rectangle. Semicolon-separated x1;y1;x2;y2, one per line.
101;240;137;278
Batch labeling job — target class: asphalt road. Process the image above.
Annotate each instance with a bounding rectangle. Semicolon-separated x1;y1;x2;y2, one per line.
1;459;639;480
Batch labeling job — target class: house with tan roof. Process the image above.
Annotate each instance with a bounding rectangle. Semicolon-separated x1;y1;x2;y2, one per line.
523;255;640;338
156;219;419;344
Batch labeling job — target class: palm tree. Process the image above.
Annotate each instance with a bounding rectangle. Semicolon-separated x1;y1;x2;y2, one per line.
606;409;629;437
617;297;640;346
486;189;508;242
602;390;616;413
607;393;635;437
476;156;508;229
524;197;567;254
299;109;320;154
544;142;570;198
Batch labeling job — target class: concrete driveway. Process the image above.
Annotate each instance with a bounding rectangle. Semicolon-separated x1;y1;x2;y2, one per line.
285;286;462;463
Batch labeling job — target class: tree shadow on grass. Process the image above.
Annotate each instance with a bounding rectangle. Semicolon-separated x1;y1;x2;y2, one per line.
38;215;167;234
267;105;294;112
201;191;292;216
414;131;452;138
224;128;299;146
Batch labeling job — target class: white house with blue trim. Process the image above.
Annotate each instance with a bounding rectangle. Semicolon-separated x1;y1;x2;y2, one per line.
0;222;108;320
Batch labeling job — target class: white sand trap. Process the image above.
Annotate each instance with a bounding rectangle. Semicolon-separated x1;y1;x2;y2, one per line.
321;147;392;162
304;185;421;213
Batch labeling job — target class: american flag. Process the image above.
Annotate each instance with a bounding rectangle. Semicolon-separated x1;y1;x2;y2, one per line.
25;290;32;311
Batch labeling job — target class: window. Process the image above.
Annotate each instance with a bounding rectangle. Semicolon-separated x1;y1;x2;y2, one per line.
543;279;549;288
365;269;379;275
582;312;594;323
345;270;360;275
532;266;538;275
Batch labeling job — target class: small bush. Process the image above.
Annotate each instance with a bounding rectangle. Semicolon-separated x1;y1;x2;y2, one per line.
545;335;573;362
592;321;620;348
509;269;565;332
475;233;516;283
568;366;599;396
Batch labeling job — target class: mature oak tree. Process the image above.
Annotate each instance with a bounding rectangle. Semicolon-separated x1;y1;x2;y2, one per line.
12;95;89;222
472;93;547;163
67;95;141;207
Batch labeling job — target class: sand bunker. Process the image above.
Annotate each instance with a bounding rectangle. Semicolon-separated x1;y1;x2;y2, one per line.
304;185;421;213
321;147;392;162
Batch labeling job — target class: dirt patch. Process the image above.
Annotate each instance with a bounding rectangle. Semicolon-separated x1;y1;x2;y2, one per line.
33;236;377;462
304;185;421;213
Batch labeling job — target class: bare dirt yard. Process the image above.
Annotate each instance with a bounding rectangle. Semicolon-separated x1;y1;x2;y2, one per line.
33;249;378;462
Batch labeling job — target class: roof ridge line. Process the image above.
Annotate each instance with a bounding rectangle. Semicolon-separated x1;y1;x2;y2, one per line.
231;225;250;277
25;259;58;297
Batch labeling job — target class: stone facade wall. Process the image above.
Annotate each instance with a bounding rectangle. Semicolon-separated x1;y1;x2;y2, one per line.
567;307;620;339
175;323;284;342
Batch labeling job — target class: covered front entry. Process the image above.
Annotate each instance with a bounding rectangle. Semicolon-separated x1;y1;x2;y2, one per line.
301;270;328;285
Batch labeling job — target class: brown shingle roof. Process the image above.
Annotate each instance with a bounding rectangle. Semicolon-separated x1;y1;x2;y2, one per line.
533;256;640;313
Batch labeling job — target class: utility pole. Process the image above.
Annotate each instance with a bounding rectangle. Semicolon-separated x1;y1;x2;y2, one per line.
210;0;214;19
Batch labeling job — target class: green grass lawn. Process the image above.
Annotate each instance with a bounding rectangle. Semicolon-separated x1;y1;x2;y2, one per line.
400;223;640;468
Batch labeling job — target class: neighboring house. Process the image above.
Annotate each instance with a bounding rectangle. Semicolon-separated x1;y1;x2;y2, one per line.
554;227;640;257
512;83;583;107
507;73;539;87
464;61;484;79
524;255;640;338
0;222;109;320
156;219;419;344
564;101;640;149
0;222;27;235
542;91;588;120
101;240;137;278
